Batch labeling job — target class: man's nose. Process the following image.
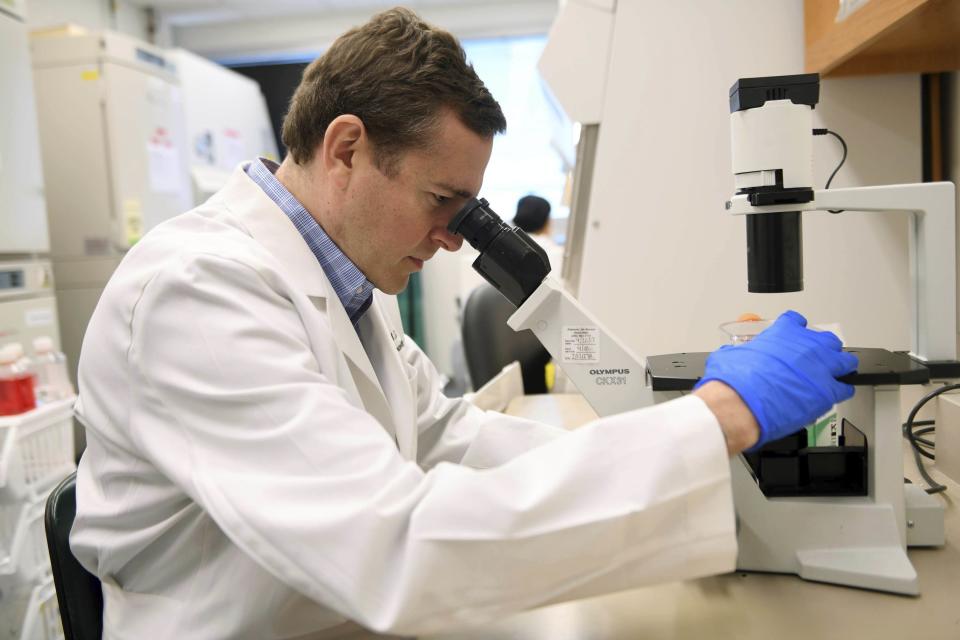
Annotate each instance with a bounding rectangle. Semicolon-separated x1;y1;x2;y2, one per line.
431;226;464;252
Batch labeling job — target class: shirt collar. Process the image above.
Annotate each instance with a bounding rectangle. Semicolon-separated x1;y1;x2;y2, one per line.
246;158;375;325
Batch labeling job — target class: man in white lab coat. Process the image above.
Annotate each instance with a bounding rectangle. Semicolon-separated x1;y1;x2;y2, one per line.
71;7;855;639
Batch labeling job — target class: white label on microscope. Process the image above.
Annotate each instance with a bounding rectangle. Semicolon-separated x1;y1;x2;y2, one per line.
562;326;600;363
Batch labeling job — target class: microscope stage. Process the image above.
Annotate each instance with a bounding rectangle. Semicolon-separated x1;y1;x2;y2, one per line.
646;347;930;391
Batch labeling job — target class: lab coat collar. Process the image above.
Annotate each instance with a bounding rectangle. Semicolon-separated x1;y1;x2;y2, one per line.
218;165;397;439
218;165;331;299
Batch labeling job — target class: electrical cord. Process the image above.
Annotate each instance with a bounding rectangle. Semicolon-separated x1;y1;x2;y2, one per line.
812;128;847;213
910;422;936;448
914;438;936;450
902;383;960;494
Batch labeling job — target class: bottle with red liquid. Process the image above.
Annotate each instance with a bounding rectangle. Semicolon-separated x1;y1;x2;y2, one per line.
0;343;36;416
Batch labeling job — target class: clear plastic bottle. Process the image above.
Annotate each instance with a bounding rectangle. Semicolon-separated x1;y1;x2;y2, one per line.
9;342;36;400
32;336;73;404
0;344;36;416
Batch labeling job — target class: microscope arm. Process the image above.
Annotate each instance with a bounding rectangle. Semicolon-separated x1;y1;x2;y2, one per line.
727;182;957;363
506;276;665;417
446;197;677;418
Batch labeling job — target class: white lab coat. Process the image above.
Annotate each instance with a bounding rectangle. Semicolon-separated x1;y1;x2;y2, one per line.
72;165;737;639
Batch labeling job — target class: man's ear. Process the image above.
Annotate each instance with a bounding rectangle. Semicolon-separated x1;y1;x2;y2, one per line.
320;114;365;189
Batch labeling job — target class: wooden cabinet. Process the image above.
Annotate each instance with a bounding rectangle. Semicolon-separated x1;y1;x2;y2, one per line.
805;0;960;76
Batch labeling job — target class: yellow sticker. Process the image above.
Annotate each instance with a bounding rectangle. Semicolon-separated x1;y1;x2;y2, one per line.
81;69;99;81
122;198;143;246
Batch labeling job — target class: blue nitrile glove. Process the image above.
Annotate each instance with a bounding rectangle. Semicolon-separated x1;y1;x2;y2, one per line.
694;310;858;449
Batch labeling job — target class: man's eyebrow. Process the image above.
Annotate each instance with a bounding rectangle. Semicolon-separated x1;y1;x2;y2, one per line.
435;183;474;199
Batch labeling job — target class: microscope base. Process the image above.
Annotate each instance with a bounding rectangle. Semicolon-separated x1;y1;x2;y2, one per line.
732;457;919;595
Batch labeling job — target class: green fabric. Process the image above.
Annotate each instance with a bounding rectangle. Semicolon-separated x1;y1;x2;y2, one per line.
397;272;425;348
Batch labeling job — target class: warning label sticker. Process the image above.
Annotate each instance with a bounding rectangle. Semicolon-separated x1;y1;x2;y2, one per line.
562;326;600;363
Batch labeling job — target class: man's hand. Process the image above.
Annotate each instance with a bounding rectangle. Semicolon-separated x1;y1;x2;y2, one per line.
694;310;858;452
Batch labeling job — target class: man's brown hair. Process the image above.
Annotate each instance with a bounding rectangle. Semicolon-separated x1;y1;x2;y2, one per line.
281;7;506;174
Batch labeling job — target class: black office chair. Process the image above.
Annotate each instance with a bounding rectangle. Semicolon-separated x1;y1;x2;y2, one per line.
461;283;552;393
45;472;104;640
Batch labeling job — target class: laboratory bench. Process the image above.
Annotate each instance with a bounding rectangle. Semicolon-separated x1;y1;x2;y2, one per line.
425;394;960;640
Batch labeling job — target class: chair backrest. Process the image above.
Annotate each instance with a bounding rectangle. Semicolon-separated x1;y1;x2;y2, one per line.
461;283;551;394
45;472;104;640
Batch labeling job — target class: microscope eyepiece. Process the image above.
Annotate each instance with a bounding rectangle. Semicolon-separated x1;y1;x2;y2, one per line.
447;197;551;307
447;198;506;253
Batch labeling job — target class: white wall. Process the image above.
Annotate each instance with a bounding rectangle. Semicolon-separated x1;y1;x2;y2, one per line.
25;0;148;40
574;0;920;359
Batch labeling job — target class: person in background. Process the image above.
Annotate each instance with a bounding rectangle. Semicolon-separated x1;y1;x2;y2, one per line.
513;194;564;274
71;7;857;639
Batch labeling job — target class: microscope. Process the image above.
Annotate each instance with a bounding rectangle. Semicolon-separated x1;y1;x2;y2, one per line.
448;73;956;595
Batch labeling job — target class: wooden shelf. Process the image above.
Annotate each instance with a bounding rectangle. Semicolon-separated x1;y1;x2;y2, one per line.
805;0;960;76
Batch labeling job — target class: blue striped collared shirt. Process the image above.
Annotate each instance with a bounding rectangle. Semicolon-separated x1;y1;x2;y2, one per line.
246;158;375;325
